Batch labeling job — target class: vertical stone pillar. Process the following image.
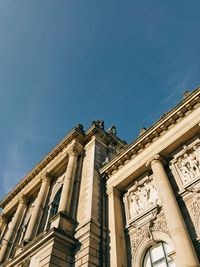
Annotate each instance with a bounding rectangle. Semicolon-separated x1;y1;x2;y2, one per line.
58;143;80;213
149;155;200;267
24;172;51;243
0;195;27;263
107;187;127;267
0;214;9;236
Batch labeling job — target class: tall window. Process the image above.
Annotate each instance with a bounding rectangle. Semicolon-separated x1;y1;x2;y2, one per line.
46;187;62;230
143;242;176;267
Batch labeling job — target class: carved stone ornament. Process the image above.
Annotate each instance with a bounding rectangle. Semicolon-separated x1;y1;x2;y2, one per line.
108;125;117;135
131;225;151;252
130;213;169;253
173;143;200;185
20;257;31;267
126;179;159;221
91;120;104;130
189;194;200;235
102;143;117;166
0;213;9;224
150;214;170;236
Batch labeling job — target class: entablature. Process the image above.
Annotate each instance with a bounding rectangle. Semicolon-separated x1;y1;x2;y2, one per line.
100;87;200;188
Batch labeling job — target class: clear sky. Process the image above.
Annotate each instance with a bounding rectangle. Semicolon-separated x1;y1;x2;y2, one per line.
0;0;200;200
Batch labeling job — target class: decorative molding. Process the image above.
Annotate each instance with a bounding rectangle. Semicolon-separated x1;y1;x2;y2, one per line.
146;154;166;168
41;172;52;184
19;257;31;267
172;141;200;186
0;127;85;209
18;195;29;205
100;87;200;177
189;194;200;236
124;177;159;222
67;141;83;157
130;212;169;253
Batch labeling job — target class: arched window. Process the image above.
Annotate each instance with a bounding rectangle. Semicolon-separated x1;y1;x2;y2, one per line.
143;242;176;267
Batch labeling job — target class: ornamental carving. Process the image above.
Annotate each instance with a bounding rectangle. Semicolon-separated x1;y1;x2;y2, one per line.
174;143;200;184
189;195;200;235
20;258;30;267
131;225;150;252
127;179;159;220
151;214;170;236
130;214;169;252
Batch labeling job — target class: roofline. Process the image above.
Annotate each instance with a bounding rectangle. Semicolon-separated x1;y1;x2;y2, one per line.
0;126;85;208
0;123;126;208
100;86;200;175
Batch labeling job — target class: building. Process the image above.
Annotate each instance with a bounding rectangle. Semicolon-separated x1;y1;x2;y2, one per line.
0;88;200;267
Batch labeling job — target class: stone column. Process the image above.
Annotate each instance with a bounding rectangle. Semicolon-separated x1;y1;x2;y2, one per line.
0;214;9;236
149;155;200;267
58;144;80;213
0;195;27;263
24;172;51;243
107;187;127;267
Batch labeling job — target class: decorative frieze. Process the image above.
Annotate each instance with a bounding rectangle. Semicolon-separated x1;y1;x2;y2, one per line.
124;176;159;222
172;141;200;186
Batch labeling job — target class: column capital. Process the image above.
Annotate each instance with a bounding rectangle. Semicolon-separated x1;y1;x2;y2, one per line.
18;194;29;205
67;142;83;157
0;213;9;224
107;186;121;198
146;154;166;168
41;172;52;184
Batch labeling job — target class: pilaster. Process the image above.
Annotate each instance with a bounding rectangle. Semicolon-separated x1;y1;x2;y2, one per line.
107;187;127;267
75;136;107;267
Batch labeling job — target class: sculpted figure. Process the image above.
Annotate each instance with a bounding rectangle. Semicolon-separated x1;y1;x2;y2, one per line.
137;186;149;211
145;182;158;205
188;152;199;176
178;156;192;182
194;145;200;162
129;192;140;218
108;125;117;135
91;120;104;129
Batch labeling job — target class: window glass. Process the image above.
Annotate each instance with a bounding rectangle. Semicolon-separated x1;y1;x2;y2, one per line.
150;243;164;262
168;262;176;267
46;187;62;230
163;242;173;254
49;187;62;219
143;252;151;267
143;242;176;267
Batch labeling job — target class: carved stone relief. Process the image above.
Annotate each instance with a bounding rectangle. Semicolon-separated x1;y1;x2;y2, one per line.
173;142;200;185
20;257;31;267
130;213;170;253
130;225;150;252
125;178;159;221
189;193;200;236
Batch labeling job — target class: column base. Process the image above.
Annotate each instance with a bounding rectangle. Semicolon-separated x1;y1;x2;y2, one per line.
50;211;77;235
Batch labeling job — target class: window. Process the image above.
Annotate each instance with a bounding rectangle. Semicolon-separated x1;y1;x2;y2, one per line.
46;187;62;230
143;242;176;267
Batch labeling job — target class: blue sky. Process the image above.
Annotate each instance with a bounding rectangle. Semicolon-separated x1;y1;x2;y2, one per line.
0;0;200;200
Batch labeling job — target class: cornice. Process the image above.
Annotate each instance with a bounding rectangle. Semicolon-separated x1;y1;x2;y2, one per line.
0;126;85;209
85;124;126;149
0;123;126;209
100;87;200;177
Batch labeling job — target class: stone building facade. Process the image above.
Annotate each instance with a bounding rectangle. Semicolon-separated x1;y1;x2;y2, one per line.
0;88;200;267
